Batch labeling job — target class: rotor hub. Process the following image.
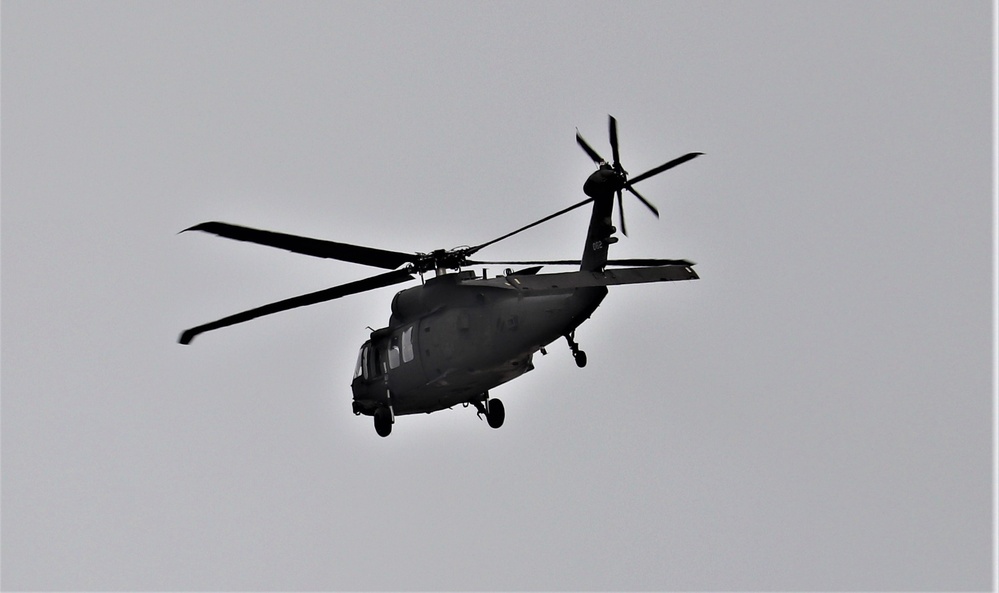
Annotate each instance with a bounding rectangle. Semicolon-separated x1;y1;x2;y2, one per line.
583;167;626;198
414;247;473;275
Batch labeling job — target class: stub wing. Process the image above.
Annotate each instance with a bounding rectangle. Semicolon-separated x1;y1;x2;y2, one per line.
467;264;698;291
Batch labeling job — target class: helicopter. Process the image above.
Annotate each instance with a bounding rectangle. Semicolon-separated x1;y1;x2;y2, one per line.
179;116;702;437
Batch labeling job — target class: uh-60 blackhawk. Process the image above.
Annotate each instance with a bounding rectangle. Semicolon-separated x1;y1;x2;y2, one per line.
179;116;702;436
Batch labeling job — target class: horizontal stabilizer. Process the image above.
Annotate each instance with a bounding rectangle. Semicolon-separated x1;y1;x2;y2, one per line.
469;258;694;267
467;265;698;292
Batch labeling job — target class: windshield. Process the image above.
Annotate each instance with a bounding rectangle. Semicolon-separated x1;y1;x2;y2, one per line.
353;343;368;379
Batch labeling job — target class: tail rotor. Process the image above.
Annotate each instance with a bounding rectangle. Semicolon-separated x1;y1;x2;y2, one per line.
577;115;701;235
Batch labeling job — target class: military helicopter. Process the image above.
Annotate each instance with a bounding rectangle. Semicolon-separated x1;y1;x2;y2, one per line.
179;116;702;436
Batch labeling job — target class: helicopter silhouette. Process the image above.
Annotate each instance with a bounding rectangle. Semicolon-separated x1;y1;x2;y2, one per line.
179;116;702;436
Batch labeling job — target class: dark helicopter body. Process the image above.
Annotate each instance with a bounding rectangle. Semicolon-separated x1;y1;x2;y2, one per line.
179;116;702;436
351;274;606;417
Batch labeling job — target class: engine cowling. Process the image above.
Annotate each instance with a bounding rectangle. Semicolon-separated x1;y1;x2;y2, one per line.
390;285;430;323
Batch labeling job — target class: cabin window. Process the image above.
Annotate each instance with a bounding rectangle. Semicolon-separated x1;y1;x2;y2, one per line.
402;326;414;363
388;335;401;369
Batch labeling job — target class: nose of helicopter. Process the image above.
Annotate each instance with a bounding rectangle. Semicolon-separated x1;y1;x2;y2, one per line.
582;167;624;198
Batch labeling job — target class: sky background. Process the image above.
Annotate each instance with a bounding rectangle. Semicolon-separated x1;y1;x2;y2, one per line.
2;1;994;590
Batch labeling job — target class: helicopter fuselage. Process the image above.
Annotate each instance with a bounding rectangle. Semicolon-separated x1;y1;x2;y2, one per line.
350;270;606;416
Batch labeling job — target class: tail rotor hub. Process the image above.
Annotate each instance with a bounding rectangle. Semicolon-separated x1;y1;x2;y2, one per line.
583;165;625;198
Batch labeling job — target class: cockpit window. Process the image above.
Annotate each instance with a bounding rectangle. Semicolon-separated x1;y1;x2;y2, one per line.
354;344;368;379
360;329;414;378
368;345;383;378
356;342;385;380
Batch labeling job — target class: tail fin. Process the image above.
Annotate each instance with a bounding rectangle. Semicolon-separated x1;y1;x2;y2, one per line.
579;194;617;272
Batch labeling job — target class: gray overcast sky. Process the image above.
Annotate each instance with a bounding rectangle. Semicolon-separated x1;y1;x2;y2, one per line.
2;1;994;590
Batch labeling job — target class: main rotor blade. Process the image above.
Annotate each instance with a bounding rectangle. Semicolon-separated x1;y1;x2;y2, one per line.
609;115;620;167
182;222;418;270
178;268;414;345
625;186;660;218
627;152;703;186
467;258;695;267
466;196;595;255
576;130;605;165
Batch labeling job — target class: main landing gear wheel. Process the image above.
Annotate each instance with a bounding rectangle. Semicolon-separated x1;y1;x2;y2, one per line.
485;398;505;429
373;407;393;437
566;332;587;368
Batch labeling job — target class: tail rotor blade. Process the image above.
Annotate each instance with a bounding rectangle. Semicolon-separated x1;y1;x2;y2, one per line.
626;186;660;218
609;115;621;169
616;190;627;236
576;130;606;165
628;152;703;186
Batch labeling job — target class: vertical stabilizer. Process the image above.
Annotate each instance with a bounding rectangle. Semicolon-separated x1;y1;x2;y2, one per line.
579;194;617;272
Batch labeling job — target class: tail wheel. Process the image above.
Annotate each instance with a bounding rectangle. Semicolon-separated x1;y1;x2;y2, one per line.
486;398;505;429
373;407;393;437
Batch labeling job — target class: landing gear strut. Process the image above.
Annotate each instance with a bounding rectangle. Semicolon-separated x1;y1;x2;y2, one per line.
565;331;587;368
